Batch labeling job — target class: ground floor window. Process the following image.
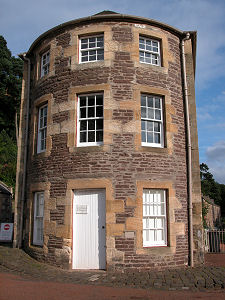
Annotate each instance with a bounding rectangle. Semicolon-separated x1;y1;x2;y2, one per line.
33;192;44;246
143;189;167;247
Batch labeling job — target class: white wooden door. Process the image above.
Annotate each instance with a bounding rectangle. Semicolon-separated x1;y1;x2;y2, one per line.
73;189;106;269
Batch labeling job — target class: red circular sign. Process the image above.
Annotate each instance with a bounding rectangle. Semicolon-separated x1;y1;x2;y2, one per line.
4;224;10;230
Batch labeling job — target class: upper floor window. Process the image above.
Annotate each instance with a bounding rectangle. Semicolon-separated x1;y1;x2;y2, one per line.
143;189;167;247
37;104;48;153
79;35;104;63
141;94;164;148
139;37;161;66
33;192;44;246
41;50;50;77
77;93;103;146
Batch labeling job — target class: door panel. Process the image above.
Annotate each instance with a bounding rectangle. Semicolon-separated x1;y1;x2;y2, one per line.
73;189;106;269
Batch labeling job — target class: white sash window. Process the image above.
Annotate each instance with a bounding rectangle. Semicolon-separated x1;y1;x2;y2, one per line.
141;94;164;147
33;192;44;246
37;104;48;153
143;189;167;247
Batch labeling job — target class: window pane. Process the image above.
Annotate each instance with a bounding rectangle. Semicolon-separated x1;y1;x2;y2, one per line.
80;132;86;143
148;108;154;119
88;107;95;118
97;36;103;42
89;42;96;48
147;121;153;131
96;119;103;130
81;38;88;44
81;56;88;62
157;229;163;242
89;55;96;61
88;96;95;106
97;41;104;48
154;133;160;144
89;50;96;56
141;131;146;142
147;132;153;143
155;109;161;120
141;107;146;118
141;95;146;107
96;95;103;105
96;106;103;117
139;51;144;61
88;119;95;130
141;120;146;130
80;120;87;131
80;108;86;118
88;131;95;142
154;122;160;132
80;97;86;107
155;98;161;108
96;131;103;142
81;43;88;49
147;97;153;108
97;53;104;59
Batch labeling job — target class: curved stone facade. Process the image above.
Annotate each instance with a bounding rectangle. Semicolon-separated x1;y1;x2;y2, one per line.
15;12;203;269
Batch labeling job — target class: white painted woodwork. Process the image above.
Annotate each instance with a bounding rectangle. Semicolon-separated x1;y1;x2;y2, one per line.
33;192;44;246
73;189;106;269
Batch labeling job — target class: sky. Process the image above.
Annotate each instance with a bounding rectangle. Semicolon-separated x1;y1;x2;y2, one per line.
1;0;225;183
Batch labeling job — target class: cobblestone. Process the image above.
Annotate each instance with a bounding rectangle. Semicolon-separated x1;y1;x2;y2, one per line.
0;246;225;291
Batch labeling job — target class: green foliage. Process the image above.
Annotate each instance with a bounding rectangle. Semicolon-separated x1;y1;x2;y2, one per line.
0;35;23;140
0;130;17;190
202;201;209;228
200;163;225;217
0;36;23;191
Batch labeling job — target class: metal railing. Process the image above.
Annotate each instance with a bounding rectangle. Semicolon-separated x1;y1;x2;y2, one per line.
205;229;225;253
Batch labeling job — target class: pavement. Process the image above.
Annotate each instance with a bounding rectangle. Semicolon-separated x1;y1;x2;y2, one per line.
0;245;225;293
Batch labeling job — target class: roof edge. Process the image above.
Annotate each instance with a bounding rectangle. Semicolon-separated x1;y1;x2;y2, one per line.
27;12;189;55
0;181;12;195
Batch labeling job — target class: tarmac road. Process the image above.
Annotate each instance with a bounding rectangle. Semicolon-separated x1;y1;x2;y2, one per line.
1;272;225;300
0;246;225;299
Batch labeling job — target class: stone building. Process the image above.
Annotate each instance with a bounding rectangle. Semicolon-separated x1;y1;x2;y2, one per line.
202;195;221;229
14;11;203;269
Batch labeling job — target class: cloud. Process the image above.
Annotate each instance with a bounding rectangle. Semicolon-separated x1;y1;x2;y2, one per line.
206;140;225;184
1;0;225;89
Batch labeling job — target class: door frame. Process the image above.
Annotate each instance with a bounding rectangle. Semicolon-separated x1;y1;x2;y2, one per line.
72;189;106;269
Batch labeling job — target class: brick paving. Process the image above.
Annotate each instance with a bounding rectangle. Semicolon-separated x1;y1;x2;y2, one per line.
0;246;225;292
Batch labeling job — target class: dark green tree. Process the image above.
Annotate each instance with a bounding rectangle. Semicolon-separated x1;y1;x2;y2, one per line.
200;163;225;218
200;163;221;204
0;36;23;191
0;35;23;140
0;130;17;189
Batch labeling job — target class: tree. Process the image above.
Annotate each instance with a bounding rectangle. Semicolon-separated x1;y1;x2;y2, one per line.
200;163;225;218
0;36;23;192
0;35;23;141
0;130;17;189
200;163;222;205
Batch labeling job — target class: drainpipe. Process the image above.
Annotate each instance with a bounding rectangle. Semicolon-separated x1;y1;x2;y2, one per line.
17;53;31;248
181;33;194;268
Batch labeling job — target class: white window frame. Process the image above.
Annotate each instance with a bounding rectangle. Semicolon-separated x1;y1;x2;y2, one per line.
141;94;164;148
33;192;44;246
79;35;104;63
37;104;48;153
139;36;161;66
77;93;104;147
41;50;50;77
143;189;167;247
